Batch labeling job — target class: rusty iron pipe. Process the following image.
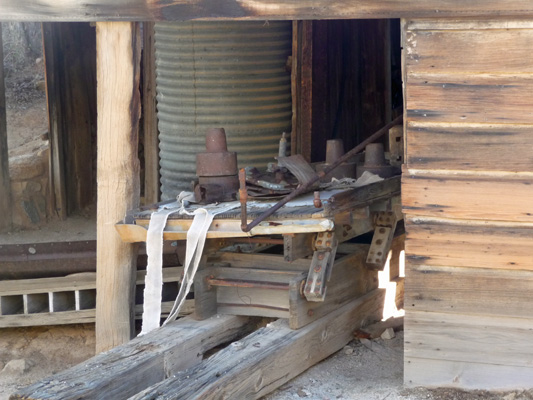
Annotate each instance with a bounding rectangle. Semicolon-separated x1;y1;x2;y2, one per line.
241;115;403;232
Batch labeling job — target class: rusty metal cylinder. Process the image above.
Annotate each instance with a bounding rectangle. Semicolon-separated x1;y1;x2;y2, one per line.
155;21;293;200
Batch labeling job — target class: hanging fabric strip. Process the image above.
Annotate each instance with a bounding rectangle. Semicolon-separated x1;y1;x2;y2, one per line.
163;200;240;325
139;204;182;336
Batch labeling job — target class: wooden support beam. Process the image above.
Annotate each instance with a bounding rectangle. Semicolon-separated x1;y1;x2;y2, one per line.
11;315;254;400
95;22;141;353
0;23;12;232
42;22;97;216
142;21;159;205
131;289;385;400
2;1;533;22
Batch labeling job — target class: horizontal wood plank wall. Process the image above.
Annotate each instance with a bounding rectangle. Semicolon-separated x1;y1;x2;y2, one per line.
402;19;533;389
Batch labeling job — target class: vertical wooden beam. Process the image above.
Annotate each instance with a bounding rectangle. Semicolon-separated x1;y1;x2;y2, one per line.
43;23;97;216
142;21;159;205
96;22;141;353
0;23;12;232
291;21;312;162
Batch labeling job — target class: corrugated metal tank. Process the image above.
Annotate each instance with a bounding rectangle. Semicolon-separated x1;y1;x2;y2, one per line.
154;21;293;200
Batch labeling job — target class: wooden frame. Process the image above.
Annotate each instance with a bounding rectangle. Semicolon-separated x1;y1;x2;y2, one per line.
2;1;533;21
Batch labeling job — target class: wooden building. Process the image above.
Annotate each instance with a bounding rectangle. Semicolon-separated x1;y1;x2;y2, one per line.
1;0;533;394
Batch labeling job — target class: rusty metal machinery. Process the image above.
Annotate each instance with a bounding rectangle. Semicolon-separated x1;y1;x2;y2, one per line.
356;143;398;178
316;139;357;182
194;128;239;204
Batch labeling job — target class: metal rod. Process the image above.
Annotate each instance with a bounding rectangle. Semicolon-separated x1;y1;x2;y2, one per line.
241;115;403;232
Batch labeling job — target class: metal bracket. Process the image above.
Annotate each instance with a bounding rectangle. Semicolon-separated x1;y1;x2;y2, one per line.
304;231;338;302
366;211;397;270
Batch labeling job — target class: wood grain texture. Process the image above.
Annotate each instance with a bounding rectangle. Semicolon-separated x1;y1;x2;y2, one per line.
405;28;533;74
405;217;533;270
43;22;97;215
130;289;385;400
142;21;159;205
405;265;533;317
406;123;533;171
405;357;533;390
402;172;533;222
95;22;141;353
11;315;253;400
0;23;11;232
405;311;533;368
3;1;533;21
406;75;533;125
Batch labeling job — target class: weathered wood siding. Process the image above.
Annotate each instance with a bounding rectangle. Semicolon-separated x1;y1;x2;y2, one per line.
402;19;533;389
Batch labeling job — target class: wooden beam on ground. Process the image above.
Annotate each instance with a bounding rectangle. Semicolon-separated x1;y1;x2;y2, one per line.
0;23;12;232
95;21;141;353
10;315;254;400
131;289;385;400
2;1;533;21
142;21;159;205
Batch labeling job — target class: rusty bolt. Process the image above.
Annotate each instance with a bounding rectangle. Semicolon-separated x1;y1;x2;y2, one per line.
314;265;322;273
313;191;322;208
326;241;331;247
327;232;332;238
317;240;323;245
308;310;314;317
318;253;325;260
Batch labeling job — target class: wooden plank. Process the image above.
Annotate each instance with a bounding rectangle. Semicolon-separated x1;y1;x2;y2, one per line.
0;23;11;232
291;21;312;161
211;252;310;271
289;247;378;329
130;289;385;400
42;23;97;215
283;232;314;261
406;75;533;125
405;311;533;368
405;28;533;74
407;18;533;31
11;315;254;400
405;217;533;270
405;357;533;390
3;1;533;22
142;21;159;205
405;265;533;317
402;172;533;222
406;123;533;172
95;22;142;352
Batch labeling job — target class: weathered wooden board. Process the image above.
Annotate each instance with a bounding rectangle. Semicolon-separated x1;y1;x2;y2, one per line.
402;173;533;222
130;289;385;400
0;23;11;232
406;75;533;125
405;357;533;390
3;1;533;22
405;265;533;317
95;21;141;352
11;315;254;400
405;28;533;74
210;252;310;271
405;217;533;270
406;124;533;172
405;311;533;368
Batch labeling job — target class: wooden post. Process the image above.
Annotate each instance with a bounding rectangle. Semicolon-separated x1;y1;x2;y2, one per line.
95;22;141;353
0;23;12;232
142;21;159;205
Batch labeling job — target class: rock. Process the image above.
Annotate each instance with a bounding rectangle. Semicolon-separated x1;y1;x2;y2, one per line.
297;388;310;398
343;345;354;355
503;392;517;400
381;327;395;340
1;359;31;375
9;154;44;181
360;338;373;350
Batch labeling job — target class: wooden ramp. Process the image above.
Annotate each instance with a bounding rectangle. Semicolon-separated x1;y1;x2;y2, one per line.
11;289;384;400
